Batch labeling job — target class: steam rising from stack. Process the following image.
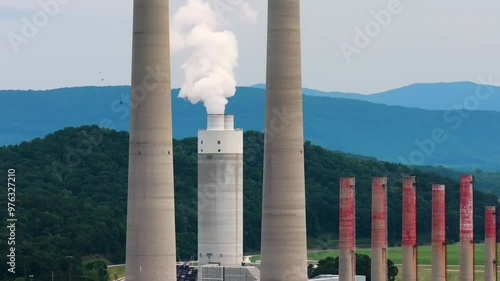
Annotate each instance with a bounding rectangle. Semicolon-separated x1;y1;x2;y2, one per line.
171;0;256;114
124;1;497;281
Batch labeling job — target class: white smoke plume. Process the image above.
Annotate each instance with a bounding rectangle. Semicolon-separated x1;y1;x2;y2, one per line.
172;0;239;114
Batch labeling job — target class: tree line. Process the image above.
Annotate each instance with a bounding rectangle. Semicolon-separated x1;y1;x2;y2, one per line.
0;126;498;281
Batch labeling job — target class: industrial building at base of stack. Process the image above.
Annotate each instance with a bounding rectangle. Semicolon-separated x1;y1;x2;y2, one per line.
177;261;369;281
309;274;366;281
176;257;261;281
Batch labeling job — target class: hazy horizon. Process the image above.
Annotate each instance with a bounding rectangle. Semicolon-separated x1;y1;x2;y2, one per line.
2;80;499;96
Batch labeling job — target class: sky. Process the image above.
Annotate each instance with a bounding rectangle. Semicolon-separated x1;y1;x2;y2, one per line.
1;0;500;94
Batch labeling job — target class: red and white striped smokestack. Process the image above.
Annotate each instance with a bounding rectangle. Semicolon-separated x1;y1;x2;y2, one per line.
339;178;356;281
402;176;417;281
460;175;474;281
432;184;446;281
371;177;388;281
485;206;497;281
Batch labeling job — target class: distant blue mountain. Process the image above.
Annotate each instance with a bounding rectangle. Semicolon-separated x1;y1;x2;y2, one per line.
1;86;500;170
252;83;365;100
253;82;500;112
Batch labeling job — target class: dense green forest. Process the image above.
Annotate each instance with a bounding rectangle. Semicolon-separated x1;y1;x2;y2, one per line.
0;126;498;281
416;165;500;197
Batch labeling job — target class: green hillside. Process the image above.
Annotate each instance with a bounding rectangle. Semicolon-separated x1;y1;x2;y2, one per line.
416;165;500;197
0;126;498;281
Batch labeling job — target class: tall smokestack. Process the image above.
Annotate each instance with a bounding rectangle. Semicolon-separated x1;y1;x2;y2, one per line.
260;0;307;280
198;114;243;270
485;206;497;281
125;0;176;280
460;175;474;281
402;176;418;281
432;184;447;281
371;177;388;281
339;178;356;281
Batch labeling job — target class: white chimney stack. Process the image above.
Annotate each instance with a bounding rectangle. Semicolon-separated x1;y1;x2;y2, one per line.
198;114;243;275
207;114;225;131
224;115;235;131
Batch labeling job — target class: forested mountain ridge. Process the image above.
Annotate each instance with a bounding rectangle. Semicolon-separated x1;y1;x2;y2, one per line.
1;86;500;170
415;165;500;197
0;126;498;281
256;82;500;112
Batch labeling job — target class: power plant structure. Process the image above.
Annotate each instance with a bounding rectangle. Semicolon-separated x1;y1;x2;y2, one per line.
432;184;447;281
197;114;260;281
334;176;497;281
460;175;474;281
485;206;497;281
260;0;308;281
125;0;176;280
122;2;499;281
371;177;388;281
331;176;496;281
402;176;417;281
339;178;356;281
198;114;243;268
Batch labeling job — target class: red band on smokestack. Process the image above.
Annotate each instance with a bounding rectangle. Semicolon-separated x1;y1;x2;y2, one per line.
372;177;387;248
460;175;474;242
485;207;496;239
340;178;355;250
432;185;446;243
402;177;417;246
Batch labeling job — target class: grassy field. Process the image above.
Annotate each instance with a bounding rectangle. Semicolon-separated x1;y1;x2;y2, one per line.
106;262;500;281
394;265;500;281
108;244;499;280
83;255;112;265
305;243;500;265
107;265;125;280
82;255;122;281
306;244;500;281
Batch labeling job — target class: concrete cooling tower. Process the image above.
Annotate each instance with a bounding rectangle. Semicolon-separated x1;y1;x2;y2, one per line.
198;114;244;269
125;0;176;281
260;0;308;280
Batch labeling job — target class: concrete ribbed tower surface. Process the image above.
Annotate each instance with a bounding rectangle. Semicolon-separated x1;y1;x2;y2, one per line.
260;0;307;280
402;176;417;281
198;115;243;268
125;0;176;281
